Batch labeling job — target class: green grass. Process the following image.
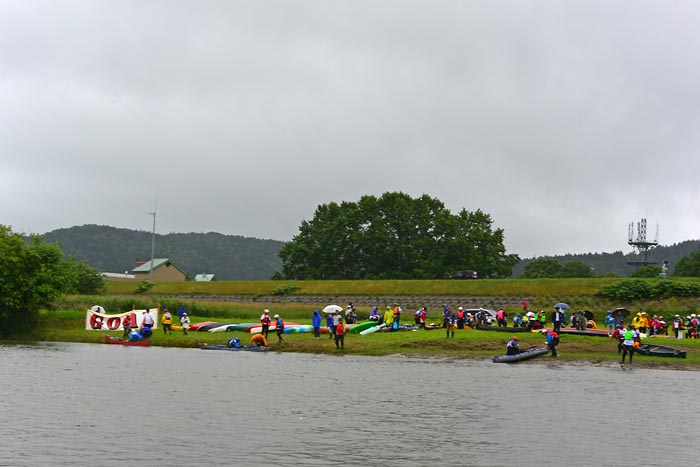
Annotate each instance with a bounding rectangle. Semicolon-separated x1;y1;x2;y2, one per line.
106;278;629;297
29;308;700;369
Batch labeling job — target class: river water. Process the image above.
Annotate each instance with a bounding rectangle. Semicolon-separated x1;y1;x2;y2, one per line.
0;342;697;467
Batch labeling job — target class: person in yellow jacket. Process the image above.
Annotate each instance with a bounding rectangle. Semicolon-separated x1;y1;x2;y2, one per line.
638;312;649;334
161;309;173;335
632;313;643;330
383;306;394;327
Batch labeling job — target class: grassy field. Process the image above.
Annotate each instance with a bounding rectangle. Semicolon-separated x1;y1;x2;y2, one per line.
31;306;700;370
106;278;623;296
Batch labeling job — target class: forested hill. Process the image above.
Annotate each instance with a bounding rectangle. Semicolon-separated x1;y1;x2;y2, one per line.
41;225;285;280
511;239;700;277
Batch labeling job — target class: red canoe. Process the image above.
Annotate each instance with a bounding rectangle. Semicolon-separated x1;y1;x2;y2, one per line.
105;335;150;346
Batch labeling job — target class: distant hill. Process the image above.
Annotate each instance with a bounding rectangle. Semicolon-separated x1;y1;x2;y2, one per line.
42;225;285;280
511;240;700;277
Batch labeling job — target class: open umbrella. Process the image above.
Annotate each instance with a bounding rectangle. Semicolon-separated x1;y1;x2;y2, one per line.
612;307;630;321
553;302;570;310
323;305;343;314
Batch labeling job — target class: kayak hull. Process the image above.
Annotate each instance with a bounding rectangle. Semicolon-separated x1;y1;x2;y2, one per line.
635;344;686;358
198;343;267;352
492;348;549;363
105;335;150;346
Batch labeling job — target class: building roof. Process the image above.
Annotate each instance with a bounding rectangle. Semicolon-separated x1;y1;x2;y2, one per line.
194;274;215;282
132;258;187;276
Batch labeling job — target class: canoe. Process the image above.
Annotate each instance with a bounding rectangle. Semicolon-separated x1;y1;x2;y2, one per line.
224;323;260;332
189;321;216;332
349;321;378;334
196;322;238;332
360;324;386;335
476;324;532;333
492;348;549;363
105;335;150;347
198;343;268;352
634;343;687;359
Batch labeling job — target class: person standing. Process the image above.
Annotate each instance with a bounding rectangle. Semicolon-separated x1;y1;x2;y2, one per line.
419;307;427;330
180;312;190;335
161;309;173;335
552;307;564;334
326;312;335;339
444;309;455;338
672;314;683;338
392;304;401;330
122;312;132;338
178;304;187;320
260;309;271;339
332;310;342;338
546;330;560;357
274;314;284;343
605;310;615;336
621;327;636;364
141;309;154;337
335;317;345;349
312;309;322;338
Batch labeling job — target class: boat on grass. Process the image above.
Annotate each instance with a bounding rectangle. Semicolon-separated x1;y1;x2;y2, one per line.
105;335;149;347
634;343;686;359
476;324;532;333
492;348;549;363
198;343;267;352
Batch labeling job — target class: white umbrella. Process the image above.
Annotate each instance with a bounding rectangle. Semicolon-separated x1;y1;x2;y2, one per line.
323;305;343;314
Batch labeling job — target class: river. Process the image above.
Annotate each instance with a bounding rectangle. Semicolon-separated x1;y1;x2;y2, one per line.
0;342;697;466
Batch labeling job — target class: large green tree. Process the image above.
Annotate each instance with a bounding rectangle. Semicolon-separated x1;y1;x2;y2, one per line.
673;250;700;277
0;225;104;337
279;192;519;279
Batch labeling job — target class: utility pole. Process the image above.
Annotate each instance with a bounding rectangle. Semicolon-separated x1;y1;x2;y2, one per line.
148;200;157;281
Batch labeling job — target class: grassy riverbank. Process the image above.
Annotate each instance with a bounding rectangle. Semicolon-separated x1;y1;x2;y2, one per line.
31;306;700;370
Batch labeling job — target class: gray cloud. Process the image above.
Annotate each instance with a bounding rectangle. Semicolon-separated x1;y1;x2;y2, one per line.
2;1;699;257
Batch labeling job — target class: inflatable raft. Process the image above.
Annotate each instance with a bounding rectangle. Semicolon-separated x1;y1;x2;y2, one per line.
492;348;549;363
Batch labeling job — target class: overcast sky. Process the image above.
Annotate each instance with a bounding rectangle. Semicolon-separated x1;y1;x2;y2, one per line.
2;1;699;258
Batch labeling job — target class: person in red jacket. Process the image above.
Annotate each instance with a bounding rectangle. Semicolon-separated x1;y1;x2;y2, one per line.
335;317;345;349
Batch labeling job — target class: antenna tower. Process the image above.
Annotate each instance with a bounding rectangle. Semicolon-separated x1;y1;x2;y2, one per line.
627;218;658;267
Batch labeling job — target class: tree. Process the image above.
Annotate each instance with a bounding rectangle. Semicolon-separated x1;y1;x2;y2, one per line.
0;225;98;337
519;258;562;278
673;250;700;277
630;264;663;278
279;192;519;279
558;261;596;278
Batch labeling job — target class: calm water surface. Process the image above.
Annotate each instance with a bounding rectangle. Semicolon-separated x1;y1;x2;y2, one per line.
0;342;698;466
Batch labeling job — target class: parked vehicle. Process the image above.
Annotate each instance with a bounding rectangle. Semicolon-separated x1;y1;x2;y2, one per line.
451;270;478;279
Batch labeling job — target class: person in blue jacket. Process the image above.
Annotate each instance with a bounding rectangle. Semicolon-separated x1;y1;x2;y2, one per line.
227;337;242;348
444;309;456;338
312;309;322;338
326;312;335;340
275;314;285;343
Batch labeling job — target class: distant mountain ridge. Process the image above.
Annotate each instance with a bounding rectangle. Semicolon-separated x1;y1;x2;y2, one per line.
511;240;700;277
40;225;699;280
42;225;285;280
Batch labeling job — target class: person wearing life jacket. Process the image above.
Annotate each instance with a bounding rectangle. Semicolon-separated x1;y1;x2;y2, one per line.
335;316;345;350
122;313;133;338
690;314;699;339
260;309;271;338
142;309;155;331
506;336;521;355
274;314;284;343
638;312;649;334
326;312;335;340
546;330;560;357
672;314;684;338
128;328;143;342
457;307;465;329
227;337;242;348
611;324;624;353
161;309;173;335
180;312;190;335
393;304;401;329
419;307;427;330
621;327;636;364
